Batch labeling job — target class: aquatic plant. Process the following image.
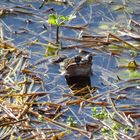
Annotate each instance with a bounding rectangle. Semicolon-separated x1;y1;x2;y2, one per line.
67;116;77;127
48;13;76;44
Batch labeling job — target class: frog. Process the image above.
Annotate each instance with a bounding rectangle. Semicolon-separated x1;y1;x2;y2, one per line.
60;54;93;77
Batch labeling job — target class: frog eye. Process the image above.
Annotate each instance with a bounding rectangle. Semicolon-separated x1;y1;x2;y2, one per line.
74;56;81;63
87;54;92;62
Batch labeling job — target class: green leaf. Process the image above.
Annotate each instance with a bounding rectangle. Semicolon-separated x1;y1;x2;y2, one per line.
48;13;76;27
118;69;140;80
113;123;119;130
49;14;58;20
17;136;22;140
92;107;108;120
128;70;140;78
67;116;77;127
108;44;119;49
92;107;97;114
48;14;58;25
45;43;59;56
59;15;69;21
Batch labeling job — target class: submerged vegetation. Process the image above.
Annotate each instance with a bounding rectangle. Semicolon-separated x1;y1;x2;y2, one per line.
0;0;140;140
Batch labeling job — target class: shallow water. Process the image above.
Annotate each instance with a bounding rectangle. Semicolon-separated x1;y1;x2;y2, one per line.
0;0;140;139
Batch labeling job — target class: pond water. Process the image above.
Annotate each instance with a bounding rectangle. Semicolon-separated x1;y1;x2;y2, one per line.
0;0;140;139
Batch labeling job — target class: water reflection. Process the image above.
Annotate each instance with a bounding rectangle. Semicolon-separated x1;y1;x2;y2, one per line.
65;76;92;95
